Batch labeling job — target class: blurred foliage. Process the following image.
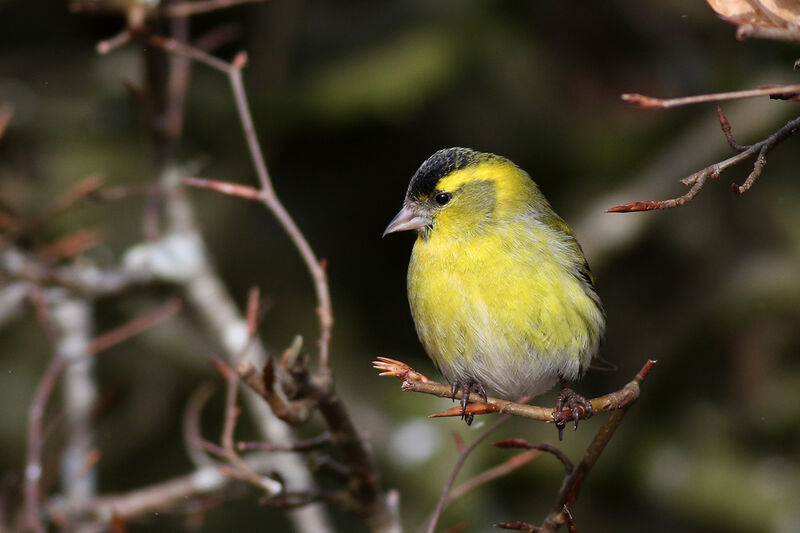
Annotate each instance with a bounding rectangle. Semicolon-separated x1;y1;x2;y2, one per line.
1;1;799;532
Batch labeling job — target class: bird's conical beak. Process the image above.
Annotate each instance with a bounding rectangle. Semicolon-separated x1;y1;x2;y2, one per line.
383;203;431;237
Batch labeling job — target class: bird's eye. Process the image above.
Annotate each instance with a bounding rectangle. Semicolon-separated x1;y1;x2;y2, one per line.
434;192;452;206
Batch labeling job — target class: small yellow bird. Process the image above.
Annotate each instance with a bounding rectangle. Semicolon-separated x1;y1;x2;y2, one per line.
384;148;606;427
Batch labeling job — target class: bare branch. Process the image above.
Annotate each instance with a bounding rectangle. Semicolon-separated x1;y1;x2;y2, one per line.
444;448;544;507
621;84;800;109
493;439;574;474
150;35;334;371
374;357;655;424
425;416;511;533
540;362;655;532
606;113;800;212
96;30;131;55
716;106;748;152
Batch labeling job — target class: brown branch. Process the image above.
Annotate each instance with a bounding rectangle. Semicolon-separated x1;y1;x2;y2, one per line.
621;84;800;109
540;361;655;533
606;113;800;212
235;358;314;426
374;357;652;424
444;448;544;508
25;300;181;532
183;383;218;466
216;360;283;494
20;175;106;235
0;104;13;141
425;416;511;533
96;30;131;55
493;439;574;474
36;228;104;263
294;371;397;531
149;35;334;372
716;106;748;152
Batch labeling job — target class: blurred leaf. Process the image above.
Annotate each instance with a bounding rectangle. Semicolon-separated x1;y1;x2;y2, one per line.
304;27;459;122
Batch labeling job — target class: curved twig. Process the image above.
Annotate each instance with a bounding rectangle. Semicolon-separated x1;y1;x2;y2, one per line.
607;112;800;212
148;36;334;372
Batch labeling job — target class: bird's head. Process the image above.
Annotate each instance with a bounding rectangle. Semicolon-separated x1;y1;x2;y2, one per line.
384;147;541;240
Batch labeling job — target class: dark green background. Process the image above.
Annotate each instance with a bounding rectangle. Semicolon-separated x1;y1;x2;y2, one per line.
2;1;800;531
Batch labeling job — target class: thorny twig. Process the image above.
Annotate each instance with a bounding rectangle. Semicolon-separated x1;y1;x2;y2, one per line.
147;35;334;372
606;108;800;212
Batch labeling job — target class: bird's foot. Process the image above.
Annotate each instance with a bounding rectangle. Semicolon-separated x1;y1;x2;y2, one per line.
450;380;487;426
553;383;593;440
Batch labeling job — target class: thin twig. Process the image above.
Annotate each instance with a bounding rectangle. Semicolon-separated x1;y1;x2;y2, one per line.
444;448;544;507
621;84;800;109
149;35;334;371
97;30;131;55
24;175;105;234
425;416;511;533
716;106;748;152
493;439;573;474
183;383;218;467
606;114;800;212
215;358;282;494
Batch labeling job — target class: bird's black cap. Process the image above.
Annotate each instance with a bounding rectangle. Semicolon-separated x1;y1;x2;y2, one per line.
407;147;491;200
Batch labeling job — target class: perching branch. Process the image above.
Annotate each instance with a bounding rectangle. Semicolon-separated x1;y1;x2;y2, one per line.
606;108;800;212
374;357;655;425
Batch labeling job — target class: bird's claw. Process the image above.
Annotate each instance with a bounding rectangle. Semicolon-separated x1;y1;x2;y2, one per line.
553;385;593;440
451;380;487;426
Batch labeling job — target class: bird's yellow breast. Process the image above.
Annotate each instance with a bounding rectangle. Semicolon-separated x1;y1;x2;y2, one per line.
407;215;603;399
